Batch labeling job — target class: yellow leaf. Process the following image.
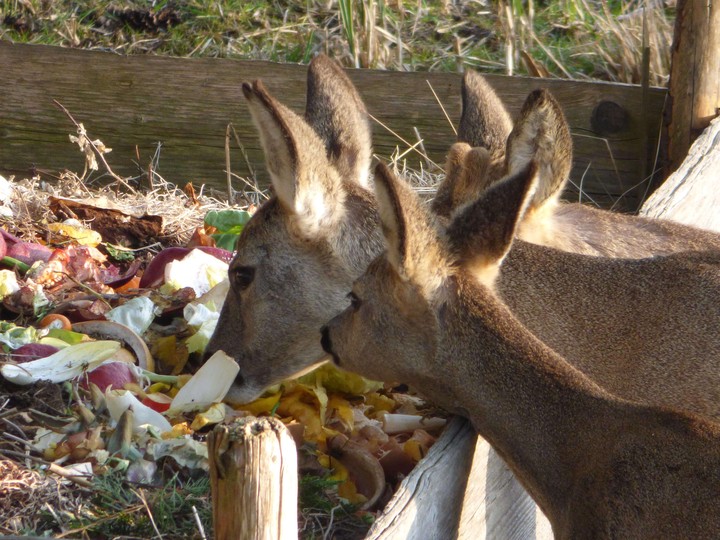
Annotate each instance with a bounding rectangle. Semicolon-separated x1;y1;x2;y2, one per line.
162;422;193;439
237;391;282;416
151;335;190;375
48;222;102;247
190;402;227;430
276;393;324;443
327;394;354;432
338;477;368;506
299;363;382;396
365;392;396;416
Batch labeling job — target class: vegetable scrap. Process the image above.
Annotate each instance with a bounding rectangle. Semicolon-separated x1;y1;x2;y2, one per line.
0;172;448;536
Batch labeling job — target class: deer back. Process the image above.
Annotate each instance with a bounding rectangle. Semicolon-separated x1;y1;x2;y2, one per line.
445;70;720;257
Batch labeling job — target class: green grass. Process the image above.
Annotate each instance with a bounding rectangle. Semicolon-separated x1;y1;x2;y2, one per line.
0;0;674;84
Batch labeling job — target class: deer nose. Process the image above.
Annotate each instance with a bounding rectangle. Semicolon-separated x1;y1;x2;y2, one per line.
320;325;340;365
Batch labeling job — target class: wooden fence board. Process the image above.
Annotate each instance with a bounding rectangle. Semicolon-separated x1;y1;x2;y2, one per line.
0;42;666;210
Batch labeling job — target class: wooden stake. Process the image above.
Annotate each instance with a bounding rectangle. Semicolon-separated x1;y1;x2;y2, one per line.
665;0;720;175
208;417;298;540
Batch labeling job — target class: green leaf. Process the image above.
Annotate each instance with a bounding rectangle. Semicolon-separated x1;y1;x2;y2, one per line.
46;328;87;345
104;244;135;262
210;233;240;251
204;210;251;234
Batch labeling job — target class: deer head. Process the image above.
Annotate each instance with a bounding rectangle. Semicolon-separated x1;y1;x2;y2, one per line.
205;55;382;404
438;69;720;257
322;162;720;538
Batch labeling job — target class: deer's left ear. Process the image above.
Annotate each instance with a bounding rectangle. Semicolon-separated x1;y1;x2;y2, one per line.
446;161;539;286
373;163;448;296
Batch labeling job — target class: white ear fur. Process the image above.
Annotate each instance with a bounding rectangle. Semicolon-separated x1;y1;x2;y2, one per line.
243;81;346;237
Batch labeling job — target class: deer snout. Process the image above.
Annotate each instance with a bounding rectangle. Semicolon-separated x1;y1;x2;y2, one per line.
320;325;341;365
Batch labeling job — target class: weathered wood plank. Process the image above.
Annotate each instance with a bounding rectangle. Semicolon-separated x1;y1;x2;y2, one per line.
640;115;720;233
367;416;552;540
0;42;665;210
208;416;297;540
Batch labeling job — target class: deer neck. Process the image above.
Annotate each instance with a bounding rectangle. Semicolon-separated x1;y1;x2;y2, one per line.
439;272;632;522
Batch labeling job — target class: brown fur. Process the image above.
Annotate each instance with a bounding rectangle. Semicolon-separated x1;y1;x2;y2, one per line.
440;70;720;257
206;55;382;403
304;55;372;189
209;59;720;424
323;163;720;538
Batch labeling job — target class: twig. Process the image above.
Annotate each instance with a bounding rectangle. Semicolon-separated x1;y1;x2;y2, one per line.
426;80;457;136
225;123;234;204
192;505;208;540
52;99;138;194
134;487;163;539
369;113;439;168
0;449;93;488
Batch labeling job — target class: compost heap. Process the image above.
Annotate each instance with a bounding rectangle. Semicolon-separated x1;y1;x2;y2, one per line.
0;171;447;535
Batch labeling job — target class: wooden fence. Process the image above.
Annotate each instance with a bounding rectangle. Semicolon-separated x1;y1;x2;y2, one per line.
0;42;666;211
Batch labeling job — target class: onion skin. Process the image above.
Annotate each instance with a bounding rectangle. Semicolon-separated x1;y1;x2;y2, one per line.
12;343;60;363
38;313;73;331
82;361;138;392
7;242;53;265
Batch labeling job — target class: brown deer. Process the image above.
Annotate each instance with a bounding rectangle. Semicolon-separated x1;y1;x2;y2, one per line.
435;70;720;256
212;66;720;421
207;58;719;538
209;57;552;538
321;162;720;539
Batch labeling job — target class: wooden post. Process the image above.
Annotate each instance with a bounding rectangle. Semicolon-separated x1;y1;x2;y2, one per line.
640;115;720;232
665;0;720;175
366;417;552;540
208;417;298;540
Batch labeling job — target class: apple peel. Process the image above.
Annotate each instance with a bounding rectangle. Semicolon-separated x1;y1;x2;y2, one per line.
105;388;172;433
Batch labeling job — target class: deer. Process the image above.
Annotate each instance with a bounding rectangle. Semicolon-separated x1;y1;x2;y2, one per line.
206;57;720;538
321;161;720;539
210;55;554;539
209;62;720;416
434;70;720;257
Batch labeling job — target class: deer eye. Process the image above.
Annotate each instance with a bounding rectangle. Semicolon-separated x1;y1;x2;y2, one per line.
232;266;255;291
347;291;362;310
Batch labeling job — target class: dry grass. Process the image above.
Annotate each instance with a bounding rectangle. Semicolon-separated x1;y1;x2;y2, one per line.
0;1;675;84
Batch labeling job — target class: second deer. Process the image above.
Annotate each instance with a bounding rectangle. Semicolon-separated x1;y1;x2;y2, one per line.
322;162;720;539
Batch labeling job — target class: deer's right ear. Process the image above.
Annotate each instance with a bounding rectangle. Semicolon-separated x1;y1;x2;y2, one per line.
243;80;346;238
505;89;572;211
305;54;372;189
458;70;513;153
433;143;492;218
447;162;539;285
374;163;448;296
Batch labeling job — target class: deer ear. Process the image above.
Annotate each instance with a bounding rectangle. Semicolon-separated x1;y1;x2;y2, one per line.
434;144;493;218
458;70;513;154
374;163;447;294
305;54;373;189
506;89;572;210
243;80;346;237
433;142;472;217
447;162;539;285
